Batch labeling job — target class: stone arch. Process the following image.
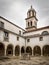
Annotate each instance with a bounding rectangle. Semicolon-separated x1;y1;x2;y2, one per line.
33;46;41;56
0;43;5;56
15;45;20;56
41;31;49;35
26;46;32;55
43;45;49;56
21;46;25;54
6;44;13;56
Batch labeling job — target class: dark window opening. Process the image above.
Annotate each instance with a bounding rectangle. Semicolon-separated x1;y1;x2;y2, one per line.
4;31;9;41
4;31;9;37
19;31;21;35
39;37;43;41
0;21;4;28
33;11;34;16
31;21;32;26
28;22;29;27
27;39;30;42
17;37;19;41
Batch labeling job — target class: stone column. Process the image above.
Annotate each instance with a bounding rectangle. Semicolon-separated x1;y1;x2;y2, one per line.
13;46;15;56
19;47;21;57
32;49;34;56
5;46;7;56
41;48;43;56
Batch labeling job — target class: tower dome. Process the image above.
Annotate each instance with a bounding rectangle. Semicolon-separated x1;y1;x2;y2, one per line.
27;5;36;18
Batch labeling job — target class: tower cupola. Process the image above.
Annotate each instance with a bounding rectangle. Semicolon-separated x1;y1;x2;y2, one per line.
25;6;38;31
27;6;36;18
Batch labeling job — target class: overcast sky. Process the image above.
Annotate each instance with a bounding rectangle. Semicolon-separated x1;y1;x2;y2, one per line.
0;0;49;29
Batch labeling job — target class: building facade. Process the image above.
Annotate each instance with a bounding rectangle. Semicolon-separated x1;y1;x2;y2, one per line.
0;6;49;56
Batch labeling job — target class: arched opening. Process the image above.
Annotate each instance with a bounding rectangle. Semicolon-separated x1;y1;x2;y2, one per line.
29;11;31;17
43;45;49;56
0;43;4;56
6;44;13;56
15;45;20;56
31;21;32;26
33;46;41;56
26;46;32;55
41;31;49;35
21;46;25;55
28;22;29;27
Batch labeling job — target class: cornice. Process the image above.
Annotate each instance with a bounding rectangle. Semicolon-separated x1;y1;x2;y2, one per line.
0;16;25;31
24;26;49;34
0;27;49;39
24;34;49;38
25;16;38;21
0;27;25;38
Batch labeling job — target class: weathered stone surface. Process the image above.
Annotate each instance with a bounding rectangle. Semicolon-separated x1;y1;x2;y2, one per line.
0;57;49;65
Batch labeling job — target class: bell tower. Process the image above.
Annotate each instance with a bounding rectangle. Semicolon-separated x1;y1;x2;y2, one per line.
25;6;38;31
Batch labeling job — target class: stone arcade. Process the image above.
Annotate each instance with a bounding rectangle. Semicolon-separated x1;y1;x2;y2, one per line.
0;6;49;57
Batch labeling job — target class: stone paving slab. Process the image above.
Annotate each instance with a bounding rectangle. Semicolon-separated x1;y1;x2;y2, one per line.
0;57;49;65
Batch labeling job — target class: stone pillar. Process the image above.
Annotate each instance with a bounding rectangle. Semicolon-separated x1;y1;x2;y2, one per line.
19;47;21;57
5;46;7;56
13;46;15;56
41;48;43;56
32;49;34;56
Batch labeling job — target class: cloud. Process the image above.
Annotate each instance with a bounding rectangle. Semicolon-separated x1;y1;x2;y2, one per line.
0;0;14;15
0;0;49;28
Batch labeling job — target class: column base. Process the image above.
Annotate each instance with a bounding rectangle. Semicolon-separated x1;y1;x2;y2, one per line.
19;54;21;57
41;55;43;56
13;55;15;56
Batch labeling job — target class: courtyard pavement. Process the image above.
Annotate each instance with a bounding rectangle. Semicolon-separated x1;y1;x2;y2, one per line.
0;56;49;65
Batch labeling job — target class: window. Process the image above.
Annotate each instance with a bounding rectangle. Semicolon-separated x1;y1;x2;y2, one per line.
29;11;31;17
17;36;19;41
42;31;49;35
19;31;21;35
28;22;29;27
4;31;9;41
39;37;43;41
27;39;30;42
31;21;32;26
4;31;8;37
0;21;4;28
